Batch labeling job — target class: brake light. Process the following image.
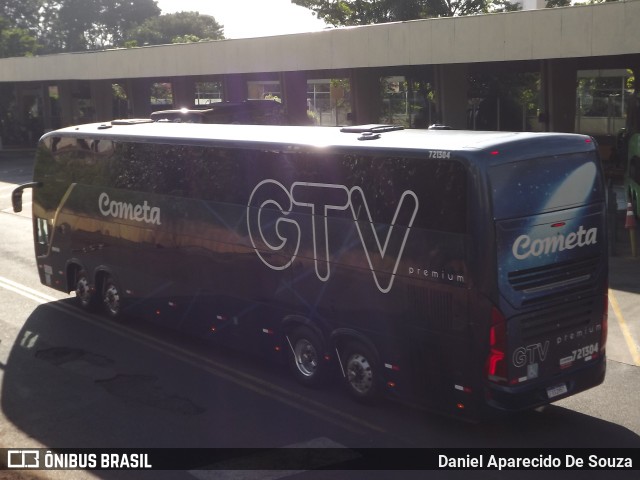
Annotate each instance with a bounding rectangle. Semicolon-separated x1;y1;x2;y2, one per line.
486;307;508;384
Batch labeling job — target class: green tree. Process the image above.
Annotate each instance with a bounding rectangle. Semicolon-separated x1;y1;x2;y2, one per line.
125;12;224;46
1;0;42;31
545;0;571;7
39;0;161;53
0;16;38;58
292;0;501;26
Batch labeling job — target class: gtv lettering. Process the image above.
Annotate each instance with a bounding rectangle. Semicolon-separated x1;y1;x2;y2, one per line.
247;180;419;293
513;341;550;367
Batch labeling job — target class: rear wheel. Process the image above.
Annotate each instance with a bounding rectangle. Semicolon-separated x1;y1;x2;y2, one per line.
102;275;122;318
288;326;327;387
343;341;381;402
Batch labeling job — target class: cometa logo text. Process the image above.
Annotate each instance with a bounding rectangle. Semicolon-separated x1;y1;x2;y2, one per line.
512;225;597;260
98;192;161;225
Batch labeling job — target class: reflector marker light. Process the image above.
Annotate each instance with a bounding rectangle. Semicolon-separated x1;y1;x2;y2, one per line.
454;385;473;393
384;363;400;371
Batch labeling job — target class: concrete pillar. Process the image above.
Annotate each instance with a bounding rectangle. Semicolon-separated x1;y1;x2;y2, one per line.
40;84;55;132
223;74;248;102
125;78;153;118
350;68;382;125
541;59;577;133
90;80;113;122
57;81;76;126
13;84;27;125
433;64;469;129
172;77;196;109
281;71;309;125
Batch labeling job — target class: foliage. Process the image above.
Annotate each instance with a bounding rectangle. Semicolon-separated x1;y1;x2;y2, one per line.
37;0;161;53
0;16;38;57
1;0;224;55
545;0;572;6
126;12;224;47
1;0;42;31
292;0;498;25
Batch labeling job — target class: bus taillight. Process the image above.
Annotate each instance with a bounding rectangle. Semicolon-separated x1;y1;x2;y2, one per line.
486;307;508;384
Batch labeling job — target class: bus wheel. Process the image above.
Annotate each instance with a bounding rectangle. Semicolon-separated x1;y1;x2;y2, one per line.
343;342;380;402
102;276;122;318
75;270;97;311
288;326;327;386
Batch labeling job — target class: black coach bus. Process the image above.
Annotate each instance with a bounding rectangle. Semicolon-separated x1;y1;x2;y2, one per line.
13;121;608;420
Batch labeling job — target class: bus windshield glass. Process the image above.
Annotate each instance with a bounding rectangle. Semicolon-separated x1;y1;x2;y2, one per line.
489;152;604;220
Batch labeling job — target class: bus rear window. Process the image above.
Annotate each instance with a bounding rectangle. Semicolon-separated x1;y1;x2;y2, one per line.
489;152;604;220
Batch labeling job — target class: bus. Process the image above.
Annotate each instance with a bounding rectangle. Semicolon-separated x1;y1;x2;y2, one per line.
623;96;640;219
623;133;640;219
12;121;608;420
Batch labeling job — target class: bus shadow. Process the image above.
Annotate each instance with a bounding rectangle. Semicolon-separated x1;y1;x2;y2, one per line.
469;406;640;448
609;254;640;295
0;151;35;183
2;300;640;456
610;210;640;295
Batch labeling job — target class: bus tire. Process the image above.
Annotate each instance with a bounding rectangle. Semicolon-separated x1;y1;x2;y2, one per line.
342;341;381;403
288;326;327;387
102;275;122;318
74;269;97;312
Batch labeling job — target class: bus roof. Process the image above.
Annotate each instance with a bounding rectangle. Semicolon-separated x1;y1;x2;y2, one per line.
45;122;595;161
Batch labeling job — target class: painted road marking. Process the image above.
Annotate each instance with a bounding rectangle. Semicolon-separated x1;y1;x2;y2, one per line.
609;288;640;366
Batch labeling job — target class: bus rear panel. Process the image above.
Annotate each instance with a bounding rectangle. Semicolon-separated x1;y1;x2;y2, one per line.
485;145;607;414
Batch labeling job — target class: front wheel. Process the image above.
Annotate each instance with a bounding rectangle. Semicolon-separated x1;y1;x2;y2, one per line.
342;342;381;403
75;270;97;311
102;275;122;318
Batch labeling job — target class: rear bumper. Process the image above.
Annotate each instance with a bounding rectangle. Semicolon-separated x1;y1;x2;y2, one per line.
484;355;606;413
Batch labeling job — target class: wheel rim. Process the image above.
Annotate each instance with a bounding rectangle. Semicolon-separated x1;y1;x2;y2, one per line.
103;282;120;316
346;353;373;395
75;275;91;307
294;338;318;377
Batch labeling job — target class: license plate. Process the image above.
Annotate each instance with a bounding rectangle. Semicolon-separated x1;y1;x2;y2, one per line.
547;383;568;399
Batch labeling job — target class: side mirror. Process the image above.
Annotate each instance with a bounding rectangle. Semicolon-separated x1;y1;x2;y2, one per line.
11;182;42;213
